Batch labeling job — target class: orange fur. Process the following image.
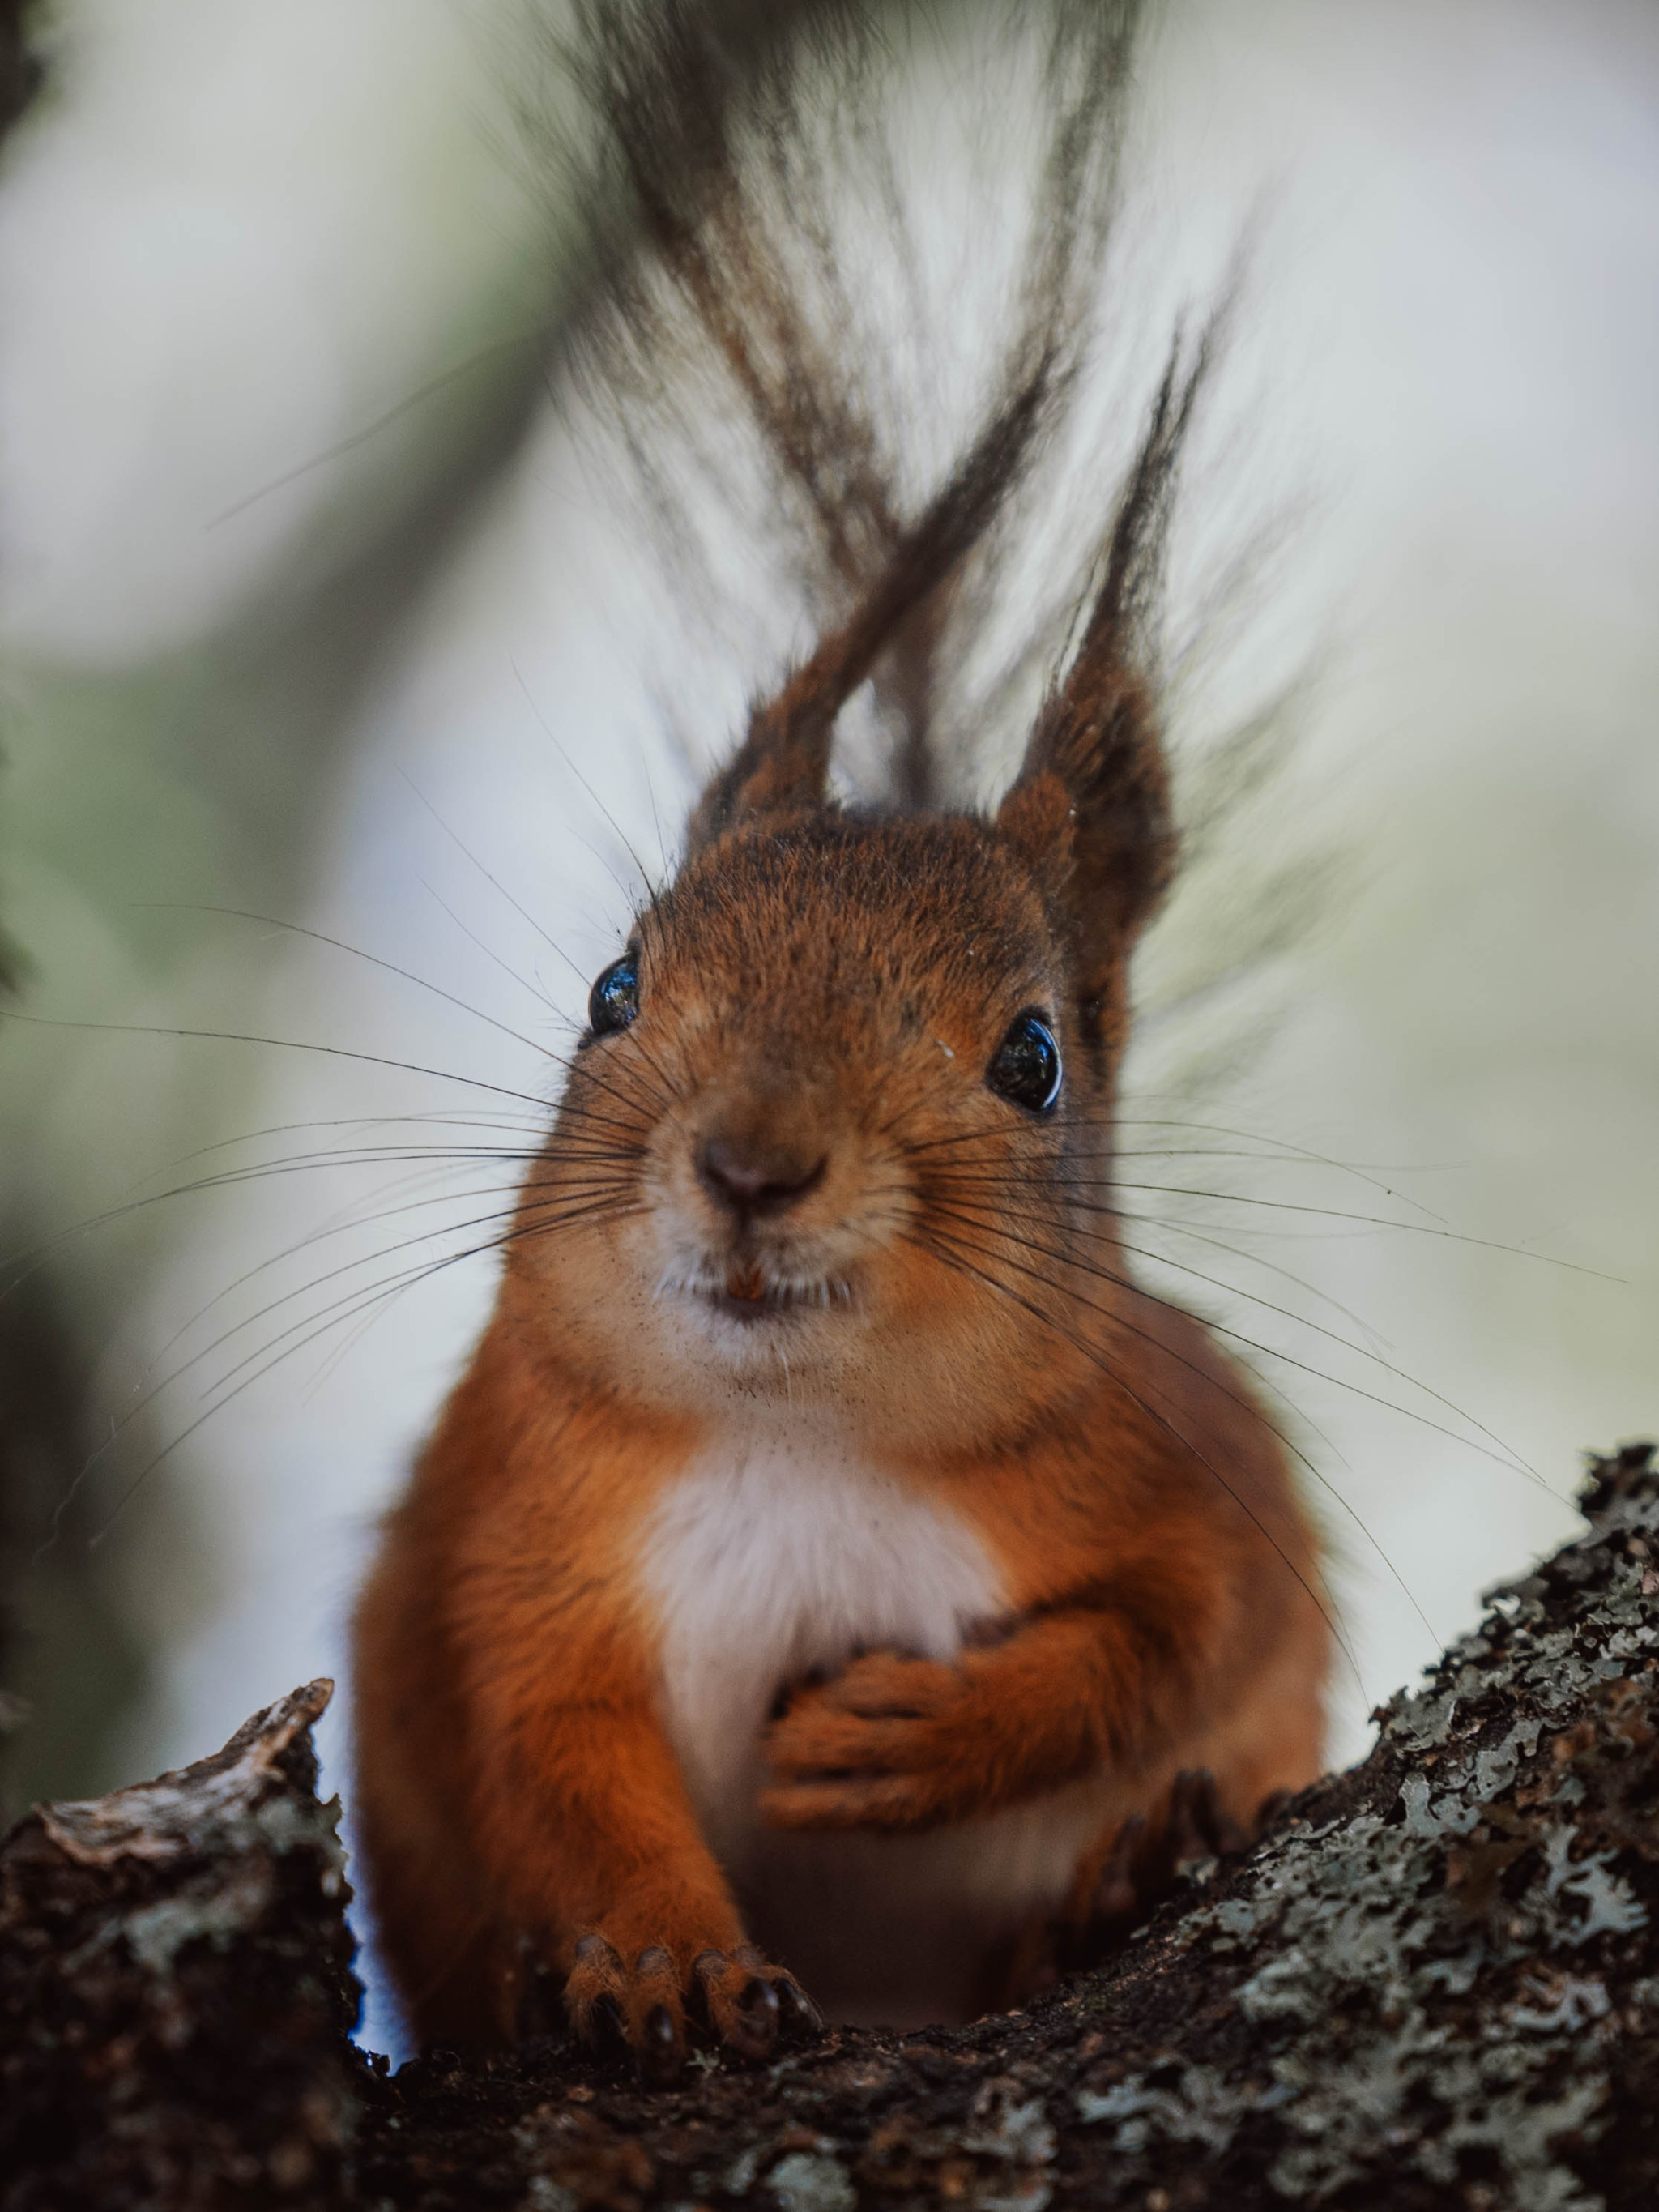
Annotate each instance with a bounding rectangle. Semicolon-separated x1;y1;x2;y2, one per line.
354;163;1330;2068
354;819;1330;2065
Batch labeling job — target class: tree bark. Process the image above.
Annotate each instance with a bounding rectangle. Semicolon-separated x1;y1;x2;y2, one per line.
6;1444;1659;2210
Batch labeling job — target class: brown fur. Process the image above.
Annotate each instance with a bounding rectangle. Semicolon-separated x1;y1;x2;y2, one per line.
354;0;1329;2074
355;804;1329;2060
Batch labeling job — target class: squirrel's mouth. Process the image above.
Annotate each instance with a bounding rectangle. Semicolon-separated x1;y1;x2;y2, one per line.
663;1260;855;1325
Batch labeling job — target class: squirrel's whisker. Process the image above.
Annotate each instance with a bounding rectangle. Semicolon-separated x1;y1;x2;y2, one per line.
83;1181;638;1517
923;1180;1537;1485
899;1218;1360;1687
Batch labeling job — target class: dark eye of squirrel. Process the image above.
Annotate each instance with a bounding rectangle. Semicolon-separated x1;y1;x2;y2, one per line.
585;954;639;1040
986;1010;1062;1114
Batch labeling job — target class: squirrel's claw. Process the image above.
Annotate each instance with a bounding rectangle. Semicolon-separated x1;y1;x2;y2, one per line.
1165;1765;1250;1864
562;1932;821;2080
565;1934;686;2082
1081;1767;1246;1943
693;1945;823;2058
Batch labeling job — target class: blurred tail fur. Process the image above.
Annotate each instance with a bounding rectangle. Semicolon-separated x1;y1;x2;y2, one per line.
568;0;1205;822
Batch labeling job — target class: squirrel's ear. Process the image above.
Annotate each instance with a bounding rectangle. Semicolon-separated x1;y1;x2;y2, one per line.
684;617;866;853
685;352;1059;854
996;332;1209;1060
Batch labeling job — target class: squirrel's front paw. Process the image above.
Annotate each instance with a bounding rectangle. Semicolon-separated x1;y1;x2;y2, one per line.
760;1650;973;1830
563;1934;821;2083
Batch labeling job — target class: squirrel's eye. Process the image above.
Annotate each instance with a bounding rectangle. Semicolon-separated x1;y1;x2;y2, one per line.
986;1010;1062;1114
586;954;639;1040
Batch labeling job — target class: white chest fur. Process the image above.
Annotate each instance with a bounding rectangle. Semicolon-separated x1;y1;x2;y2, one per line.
637;1428;1003;1855
633;1426;1123;2026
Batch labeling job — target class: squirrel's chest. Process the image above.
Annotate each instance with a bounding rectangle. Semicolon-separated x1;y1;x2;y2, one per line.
634;1433;1004;1844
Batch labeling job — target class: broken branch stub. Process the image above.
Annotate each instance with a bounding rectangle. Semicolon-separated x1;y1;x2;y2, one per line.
1;1678;360;2210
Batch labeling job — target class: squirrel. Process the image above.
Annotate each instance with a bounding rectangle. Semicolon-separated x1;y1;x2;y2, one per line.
351;0;1331;2078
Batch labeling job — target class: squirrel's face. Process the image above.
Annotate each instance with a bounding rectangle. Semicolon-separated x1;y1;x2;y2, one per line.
505;327;1192;1445
510;814;1121;1449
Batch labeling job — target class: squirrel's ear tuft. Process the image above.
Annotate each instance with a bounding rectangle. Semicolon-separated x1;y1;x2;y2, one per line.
997;325;1213;1058
684;621;856;853
685;350;1060;854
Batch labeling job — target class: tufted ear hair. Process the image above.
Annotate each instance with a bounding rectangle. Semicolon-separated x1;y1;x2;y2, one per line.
996;327;1213;1065
685;351;1060;853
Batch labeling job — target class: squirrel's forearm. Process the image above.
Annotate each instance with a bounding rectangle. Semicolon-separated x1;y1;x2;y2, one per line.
962;1598;1224;1806
761;1548;1239;1833
456;1626;745;1971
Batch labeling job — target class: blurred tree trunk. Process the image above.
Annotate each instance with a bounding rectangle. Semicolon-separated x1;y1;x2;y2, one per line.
0;0;38;142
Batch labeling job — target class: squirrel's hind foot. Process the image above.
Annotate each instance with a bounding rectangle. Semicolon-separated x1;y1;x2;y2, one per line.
1005;1767;1259;2005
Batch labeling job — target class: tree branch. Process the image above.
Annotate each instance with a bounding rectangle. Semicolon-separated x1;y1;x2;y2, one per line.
6;1446;1658;2210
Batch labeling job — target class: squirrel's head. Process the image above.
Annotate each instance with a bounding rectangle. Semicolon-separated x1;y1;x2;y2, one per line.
508;347;1198;1450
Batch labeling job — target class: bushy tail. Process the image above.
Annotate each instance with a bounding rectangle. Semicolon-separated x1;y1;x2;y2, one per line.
568;0;1175;813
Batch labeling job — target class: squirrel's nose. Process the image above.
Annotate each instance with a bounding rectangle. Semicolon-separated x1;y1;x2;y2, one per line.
697;1134;826;1219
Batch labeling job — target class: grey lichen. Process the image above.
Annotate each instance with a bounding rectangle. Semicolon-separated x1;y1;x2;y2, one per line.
1070;1447;1659;2206
766;2149;858;2212
100;1859;275;1978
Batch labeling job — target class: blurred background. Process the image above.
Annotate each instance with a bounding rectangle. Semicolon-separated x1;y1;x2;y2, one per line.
0;0;1653;2048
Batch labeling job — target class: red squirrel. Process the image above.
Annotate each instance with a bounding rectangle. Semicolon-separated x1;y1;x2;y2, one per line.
352;0;1330;2078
